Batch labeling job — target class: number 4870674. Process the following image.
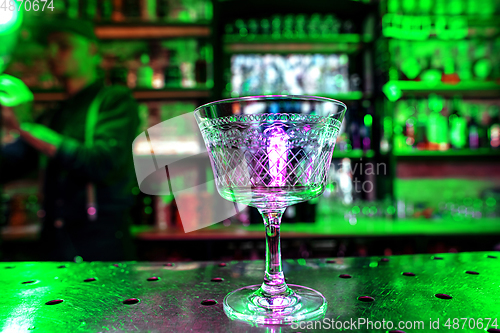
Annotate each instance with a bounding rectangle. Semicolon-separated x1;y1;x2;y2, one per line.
443;318;498;330
0;0;54;11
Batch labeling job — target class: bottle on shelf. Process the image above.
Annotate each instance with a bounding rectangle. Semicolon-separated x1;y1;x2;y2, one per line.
247;19;259;37
426;94;448;150
260;18;271;36
448;97;467;149
195;45;208;85
307;13;321;38
112;0;125;21
478;104;490;148
294;14;307;38
467;105;480;150
123;0;141;20
488;105;500;149
348;103;361;151
98;0;114;21
282;14;294;39
136;53;154;89
362;105;373;152
67;0;79;18
156;0;169;21
415;100;428;150
141;0;157;21
235;19;248;38
271;15;282;39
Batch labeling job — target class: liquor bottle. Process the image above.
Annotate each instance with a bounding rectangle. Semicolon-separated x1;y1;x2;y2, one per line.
141;0;157;21
342;20;354;34
234;19;247;37
294;14;307;38
349;103;361;150
427;109;448;150
79;0;97;20
477;105;490;148
282;14;294;39
419;0;432;14
427;94;448;150
195;46;208;84
156;0;169;21
402;101;417;148
467;105;480;150
361;107;373;151
164;47;181;87
67;0;79;18
271;15;282;39
247;19;259;37
260;18;271;36
112;0;125;21
488;106;500;149
449;97;467;149
402;0;416;14
387;0;399;13
307;13;321;38
415;100;428;150
123;0;141;19
137;54;154;88
99;0;114;21
203;0;213;21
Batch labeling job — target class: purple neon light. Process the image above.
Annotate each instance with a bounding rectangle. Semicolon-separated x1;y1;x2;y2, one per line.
303;124;313;183
267;126;288;187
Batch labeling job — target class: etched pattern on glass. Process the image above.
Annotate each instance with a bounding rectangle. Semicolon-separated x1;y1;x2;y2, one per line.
198;113;341;208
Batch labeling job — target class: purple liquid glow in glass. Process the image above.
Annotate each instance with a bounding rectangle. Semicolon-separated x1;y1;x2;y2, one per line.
194;96;346;325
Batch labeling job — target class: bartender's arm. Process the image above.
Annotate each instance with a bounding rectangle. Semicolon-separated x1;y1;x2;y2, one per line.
3;81;138;182
47;86;139;182
0;74;40;183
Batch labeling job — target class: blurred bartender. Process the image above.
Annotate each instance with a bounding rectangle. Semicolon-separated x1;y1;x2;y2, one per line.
0;18;139;261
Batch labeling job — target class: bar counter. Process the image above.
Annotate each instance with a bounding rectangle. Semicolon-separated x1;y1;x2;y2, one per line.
0;252;498;332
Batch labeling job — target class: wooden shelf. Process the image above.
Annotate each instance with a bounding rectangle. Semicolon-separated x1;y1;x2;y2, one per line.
224;34;371;54
94;24;211;39
224;33;371;43
394;148;500;158
5;217;499;242
386;80;500;98
223;91;368;101
133;88;210;100
133;217;500;241
334;149;375;159
33;88;211;102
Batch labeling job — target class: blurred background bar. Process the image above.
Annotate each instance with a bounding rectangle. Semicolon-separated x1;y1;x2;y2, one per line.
1;0;499;261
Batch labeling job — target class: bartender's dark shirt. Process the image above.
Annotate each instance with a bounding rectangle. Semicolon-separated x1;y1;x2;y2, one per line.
0;81;140;261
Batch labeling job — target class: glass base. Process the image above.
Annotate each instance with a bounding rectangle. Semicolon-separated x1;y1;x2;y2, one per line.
223;284;327;325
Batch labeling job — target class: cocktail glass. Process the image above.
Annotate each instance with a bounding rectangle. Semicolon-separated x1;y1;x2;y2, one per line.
194;95;347;325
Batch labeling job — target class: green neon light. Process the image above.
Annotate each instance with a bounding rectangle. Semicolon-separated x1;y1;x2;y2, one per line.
382;81;402;102
401;58;421;79
421;69;441;84
0;1;22;35
428;94;444;112
474;59;492;79
364;114;373;127
0;75;34;106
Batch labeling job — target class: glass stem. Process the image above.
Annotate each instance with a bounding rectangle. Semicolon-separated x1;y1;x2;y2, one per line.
259;208;289;296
